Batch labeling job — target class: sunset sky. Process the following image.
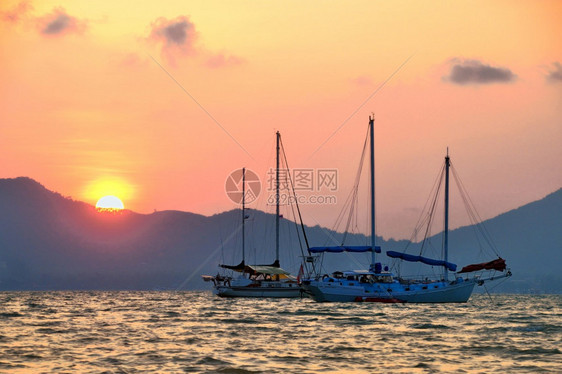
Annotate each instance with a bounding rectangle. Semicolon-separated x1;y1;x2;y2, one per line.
1;0;561;240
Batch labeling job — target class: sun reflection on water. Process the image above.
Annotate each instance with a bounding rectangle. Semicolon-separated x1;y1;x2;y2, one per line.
0;292;560;373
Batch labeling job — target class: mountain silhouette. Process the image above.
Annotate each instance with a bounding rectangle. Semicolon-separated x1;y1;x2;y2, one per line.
0;177;560;292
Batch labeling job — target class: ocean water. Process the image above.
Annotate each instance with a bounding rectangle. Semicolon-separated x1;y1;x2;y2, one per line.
0;292;560;373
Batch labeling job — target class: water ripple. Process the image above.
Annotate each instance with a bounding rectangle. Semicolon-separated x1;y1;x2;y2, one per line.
0;292;560;373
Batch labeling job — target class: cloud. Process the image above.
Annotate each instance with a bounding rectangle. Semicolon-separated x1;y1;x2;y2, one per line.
205;53;244;69
1;1;32;23
38;7;86;36
546;62;562;83
147;15;245;69
445;59;516;85
149;16;198;65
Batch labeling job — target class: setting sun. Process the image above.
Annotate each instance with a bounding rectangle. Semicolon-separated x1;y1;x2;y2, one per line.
85;177;135;210
96;195;125;211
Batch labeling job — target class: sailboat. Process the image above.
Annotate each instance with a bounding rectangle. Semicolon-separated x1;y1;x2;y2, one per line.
202;132;304;298
301;116;512;303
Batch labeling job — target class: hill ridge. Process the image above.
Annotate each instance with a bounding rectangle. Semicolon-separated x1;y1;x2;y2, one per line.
0;177;560;292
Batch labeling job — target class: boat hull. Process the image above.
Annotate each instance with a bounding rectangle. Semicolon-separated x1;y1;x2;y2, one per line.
215;284;302;298
302;279;476;303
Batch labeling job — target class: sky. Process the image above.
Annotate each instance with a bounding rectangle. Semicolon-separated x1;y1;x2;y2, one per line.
1;0;561;240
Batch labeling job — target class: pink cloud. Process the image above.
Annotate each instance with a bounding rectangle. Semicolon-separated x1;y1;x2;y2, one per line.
148;16;198;65
38;7;87;37
444;58;516;85
1;1;33;23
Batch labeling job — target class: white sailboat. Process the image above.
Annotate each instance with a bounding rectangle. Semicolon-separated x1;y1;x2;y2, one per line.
202;132;303;298
301;116;512;303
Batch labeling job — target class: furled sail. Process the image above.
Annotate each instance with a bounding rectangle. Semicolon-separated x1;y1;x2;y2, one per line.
308;246;382;253
247;265;290;275
386;251;457;272
458;258;506;273
256;259;280;268
219;260;245;272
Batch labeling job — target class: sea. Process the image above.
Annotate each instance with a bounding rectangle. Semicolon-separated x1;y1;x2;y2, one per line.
0;292;560;373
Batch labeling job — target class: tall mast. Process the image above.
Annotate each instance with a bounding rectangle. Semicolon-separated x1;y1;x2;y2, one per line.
444;149;450;280
275;131;280;265
242;167;246;266
369;116;376;269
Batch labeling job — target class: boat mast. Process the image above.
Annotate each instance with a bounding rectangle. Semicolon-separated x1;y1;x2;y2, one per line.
444;149;450;280
275;131;280;265
369;116;376;270
242;167;246;266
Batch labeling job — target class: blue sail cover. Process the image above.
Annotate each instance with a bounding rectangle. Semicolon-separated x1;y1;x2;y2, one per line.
386;251;457;272
309;246;381;253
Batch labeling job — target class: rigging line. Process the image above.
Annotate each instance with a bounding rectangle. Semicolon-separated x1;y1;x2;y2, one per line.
334;193;353;235
487;276;509;292
372;117;378;251
289;200;305;257
330;178;358;238
345;248;369;269
441;162;450;261
329;126;368;241
172;223;243;293
310;211;345;246
405;161;446;251
328;123;368;240
429;168;447;258
343;184;360;243
220;236;225;264
449;164;482;234
451;164;500;257
462;179;500;256
329;129;368;237
419;164;445;255
251;145;275;234
278;142;307;268
303;211;363;271
483;284;494;303
218;220;226;265
147;53;254;160
342;125;370;244
288;200;307;273
279;136;312;268
451;169;487;254
308;54;415;160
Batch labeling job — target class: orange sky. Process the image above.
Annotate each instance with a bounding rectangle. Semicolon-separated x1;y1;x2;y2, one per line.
1;0;561;240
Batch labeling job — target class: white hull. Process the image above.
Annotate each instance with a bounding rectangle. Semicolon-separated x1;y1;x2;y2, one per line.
215;283;302;298
302;278;477;303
